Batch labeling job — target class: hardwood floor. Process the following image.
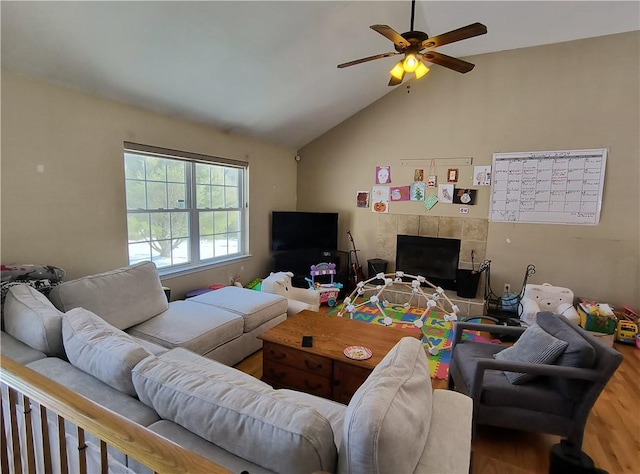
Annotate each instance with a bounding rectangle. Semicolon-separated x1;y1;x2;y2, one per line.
235;310;640;473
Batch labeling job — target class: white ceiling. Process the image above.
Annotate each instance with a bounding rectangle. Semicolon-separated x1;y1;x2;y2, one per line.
2;1;638;149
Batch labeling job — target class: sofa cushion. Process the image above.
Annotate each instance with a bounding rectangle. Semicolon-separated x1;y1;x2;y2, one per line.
132;353;337;474
452;341;574;415
494;323;568;384
27;357;160;427
3;284;64;357
1;331;48;364
536;311;597;398
338;337;432;474
189;286;287;332
62;307;152;396
157;347;272;389
126;300;243;355
128;420;274;474
49;261;168;330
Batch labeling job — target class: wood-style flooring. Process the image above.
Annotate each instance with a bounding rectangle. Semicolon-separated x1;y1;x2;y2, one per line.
235;309;640;474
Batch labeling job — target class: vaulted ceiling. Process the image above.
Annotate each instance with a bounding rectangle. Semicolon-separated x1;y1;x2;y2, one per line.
2;1;638;149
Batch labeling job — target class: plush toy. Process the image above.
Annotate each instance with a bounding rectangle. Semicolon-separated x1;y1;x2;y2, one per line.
260;271;320;317
519;283;580;326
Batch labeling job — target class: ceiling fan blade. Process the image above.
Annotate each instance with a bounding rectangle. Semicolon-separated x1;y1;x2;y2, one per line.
422;51;475;73
370;25;410;49
421;22;487;50
337;52;400;69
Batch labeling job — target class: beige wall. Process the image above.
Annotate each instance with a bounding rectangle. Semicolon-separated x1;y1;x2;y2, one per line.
297;31;640;309
1;71;298;299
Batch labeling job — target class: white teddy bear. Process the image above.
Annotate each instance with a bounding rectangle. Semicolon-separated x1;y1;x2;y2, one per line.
261;271;320;317
519;283;580;326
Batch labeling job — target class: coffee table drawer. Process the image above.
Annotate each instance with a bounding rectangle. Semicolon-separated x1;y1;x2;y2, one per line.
263;342;332;378
263;360;332;398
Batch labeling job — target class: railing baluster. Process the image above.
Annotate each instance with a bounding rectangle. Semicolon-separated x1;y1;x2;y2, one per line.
39;405;53;473
1;392;11;474
22;394;36;474
57;415;68;474
100;440;108;474
7;387;23;474
77;426;87;474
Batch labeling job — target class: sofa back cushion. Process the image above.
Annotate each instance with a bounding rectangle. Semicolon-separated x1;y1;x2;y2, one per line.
338;337;432;474
3;284;64;357
132;352;337;474
536;311;597;398
49;262;168;329
62;307;152;396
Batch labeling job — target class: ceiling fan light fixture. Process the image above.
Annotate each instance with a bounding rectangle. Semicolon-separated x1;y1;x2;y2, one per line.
414;61;430;79
390;61;405;80
402;53;419;73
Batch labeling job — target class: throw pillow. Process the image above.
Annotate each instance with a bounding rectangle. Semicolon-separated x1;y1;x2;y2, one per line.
132;355;337;474
535;311;597;398
338;337;432;474
494;323;568;384
49;261;168;330
3;284;65;357
62;307;152;396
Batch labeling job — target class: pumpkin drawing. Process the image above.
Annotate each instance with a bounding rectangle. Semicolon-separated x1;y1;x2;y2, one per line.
373;201;387;212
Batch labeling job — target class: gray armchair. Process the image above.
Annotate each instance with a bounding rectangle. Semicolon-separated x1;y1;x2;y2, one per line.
447;312;622;448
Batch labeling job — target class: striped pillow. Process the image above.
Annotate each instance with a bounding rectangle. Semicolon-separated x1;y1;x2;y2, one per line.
494;323;568;384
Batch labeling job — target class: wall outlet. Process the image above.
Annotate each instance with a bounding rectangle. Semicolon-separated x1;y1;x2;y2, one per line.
504;283;511;294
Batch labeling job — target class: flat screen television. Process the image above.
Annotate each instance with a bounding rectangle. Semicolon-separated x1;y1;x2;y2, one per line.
396;235;461;290
271;211;339;251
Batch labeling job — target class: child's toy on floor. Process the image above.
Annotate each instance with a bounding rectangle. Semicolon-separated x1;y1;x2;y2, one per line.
615;306;639;344
337;271;460;356
260;271;320;316
306;263;343;307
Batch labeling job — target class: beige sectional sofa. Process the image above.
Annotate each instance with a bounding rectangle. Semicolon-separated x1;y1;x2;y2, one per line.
1;262;473;473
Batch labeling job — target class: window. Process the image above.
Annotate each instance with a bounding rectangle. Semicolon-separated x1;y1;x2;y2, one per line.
124;143;248;273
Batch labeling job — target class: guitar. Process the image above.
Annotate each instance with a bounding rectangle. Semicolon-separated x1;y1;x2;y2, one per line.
347;231;366;290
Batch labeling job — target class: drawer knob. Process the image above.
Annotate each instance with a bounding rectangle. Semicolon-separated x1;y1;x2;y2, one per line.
269;350;286;360
304;360;323;370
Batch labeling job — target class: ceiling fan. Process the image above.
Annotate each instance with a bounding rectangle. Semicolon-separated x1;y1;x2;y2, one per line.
337;0;487;86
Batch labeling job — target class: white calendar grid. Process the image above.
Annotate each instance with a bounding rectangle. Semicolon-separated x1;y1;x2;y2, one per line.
490;149;607;225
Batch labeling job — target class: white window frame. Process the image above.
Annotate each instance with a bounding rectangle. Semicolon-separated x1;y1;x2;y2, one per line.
123;142;249;276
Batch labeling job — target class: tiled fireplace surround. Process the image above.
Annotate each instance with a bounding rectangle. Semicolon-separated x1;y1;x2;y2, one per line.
371;214;487;316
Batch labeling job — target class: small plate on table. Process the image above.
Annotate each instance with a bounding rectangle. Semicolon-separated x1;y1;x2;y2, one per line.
344;346;372;360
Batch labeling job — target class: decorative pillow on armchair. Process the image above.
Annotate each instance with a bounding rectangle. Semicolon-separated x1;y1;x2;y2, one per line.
494;323;568;384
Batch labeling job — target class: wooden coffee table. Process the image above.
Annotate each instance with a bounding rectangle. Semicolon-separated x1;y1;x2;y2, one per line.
258;310;422;404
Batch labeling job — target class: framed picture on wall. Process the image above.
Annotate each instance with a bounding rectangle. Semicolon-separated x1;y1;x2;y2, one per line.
447;168;459;183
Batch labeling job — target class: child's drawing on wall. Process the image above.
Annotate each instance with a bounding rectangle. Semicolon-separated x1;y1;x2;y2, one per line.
390;186;411;201
356;191;370;208
375;166;391;184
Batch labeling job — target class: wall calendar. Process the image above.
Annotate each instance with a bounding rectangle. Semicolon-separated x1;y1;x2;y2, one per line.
490;149;607;225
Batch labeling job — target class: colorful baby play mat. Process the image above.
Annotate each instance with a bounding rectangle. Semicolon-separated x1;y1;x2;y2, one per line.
328;303;491;380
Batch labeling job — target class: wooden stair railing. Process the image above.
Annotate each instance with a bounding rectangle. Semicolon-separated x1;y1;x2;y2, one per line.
1;355;230;474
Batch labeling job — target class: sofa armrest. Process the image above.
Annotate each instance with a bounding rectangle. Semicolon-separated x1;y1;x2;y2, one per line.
417;389;472;473
452;321;525;347
469;358;604;399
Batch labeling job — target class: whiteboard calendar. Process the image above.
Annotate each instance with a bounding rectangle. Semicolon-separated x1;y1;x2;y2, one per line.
490;149;607;225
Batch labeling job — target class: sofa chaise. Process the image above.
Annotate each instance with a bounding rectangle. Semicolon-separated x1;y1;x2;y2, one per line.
38;261;288;366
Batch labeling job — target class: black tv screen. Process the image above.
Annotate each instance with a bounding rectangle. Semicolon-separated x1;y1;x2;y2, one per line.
271;211;338;251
